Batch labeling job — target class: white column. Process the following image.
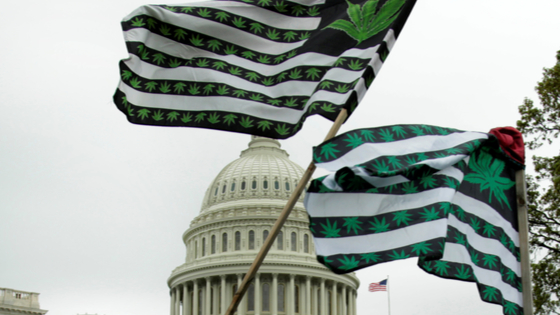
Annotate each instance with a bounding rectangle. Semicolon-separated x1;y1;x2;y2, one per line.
289;274;295;315
313;283;318;315
255;273;261;315
183;283;189;315
320;279;325;315
341;286;347;315
213;282;218;315
170;287;176;315
221;275;227;315
331;283;337;315
353;290;357;315
272;273;278;315
189;284;194;315
349;291;354;315
237;274;245;315
176;287;181;315
305;276;311;315
346;290;350;315
193;281;199;315
206;277;211;315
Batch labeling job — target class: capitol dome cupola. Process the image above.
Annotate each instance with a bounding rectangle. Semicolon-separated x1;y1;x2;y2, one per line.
200;136;305;214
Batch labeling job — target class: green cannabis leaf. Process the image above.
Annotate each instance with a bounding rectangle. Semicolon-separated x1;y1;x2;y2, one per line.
324;0;406;45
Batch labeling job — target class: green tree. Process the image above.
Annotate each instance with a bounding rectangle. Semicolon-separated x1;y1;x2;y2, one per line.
517;50;560;315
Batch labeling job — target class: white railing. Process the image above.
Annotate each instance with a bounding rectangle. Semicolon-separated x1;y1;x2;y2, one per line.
0;287;41;309
14;292;30;299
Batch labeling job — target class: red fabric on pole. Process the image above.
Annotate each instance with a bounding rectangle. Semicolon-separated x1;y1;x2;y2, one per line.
489;127;525;165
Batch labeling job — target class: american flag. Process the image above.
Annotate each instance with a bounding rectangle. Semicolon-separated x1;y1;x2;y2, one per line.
369;279;387;292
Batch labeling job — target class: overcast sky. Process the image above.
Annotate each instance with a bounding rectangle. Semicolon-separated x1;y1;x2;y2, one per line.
1;1;559;315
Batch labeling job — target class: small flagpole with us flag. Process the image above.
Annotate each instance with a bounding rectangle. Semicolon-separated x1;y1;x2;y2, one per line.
369;277;390;315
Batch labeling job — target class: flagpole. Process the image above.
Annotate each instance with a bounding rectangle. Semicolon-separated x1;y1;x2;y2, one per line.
225;109;348;315
515;169;534;315
387;276;391;315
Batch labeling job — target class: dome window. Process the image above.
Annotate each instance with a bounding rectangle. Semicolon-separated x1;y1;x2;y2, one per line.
285;182;290;191
263;230;269;243
231;182;235;191
252;180;257;190
274;180;279;190
202;237;206;256
263;180;268;189
262;283;270;311
277;231;283;250
291;232;297;251
214;186;219;196
241;181;246;190
211;235;216;254
222;233;228;252
278;283;285;312
235;231;241;250
303;234;309;253
222;184;226;194
247;283;255;311
248;230;255;249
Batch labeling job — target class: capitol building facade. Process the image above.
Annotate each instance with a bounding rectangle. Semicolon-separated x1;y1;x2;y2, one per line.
167;137;359;315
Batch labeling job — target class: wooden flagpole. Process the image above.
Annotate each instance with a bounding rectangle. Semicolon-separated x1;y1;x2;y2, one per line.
515;169;534;315
224;108;348;315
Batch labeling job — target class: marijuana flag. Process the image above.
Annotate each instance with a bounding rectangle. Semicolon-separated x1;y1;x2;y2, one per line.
304;125;525;315
114;0;416;139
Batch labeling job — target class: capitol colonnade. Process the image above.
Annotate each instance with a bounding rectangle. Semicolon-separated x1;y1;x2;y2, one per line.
168;137;359;315
169;273;358;315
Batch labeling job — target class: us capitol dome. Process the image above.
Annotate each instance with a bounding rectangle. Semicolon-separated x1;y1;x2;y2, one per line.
168;136;359;315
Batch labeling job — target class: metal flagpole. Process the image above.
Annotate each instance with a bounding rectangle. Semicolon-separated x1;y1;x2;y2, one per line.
515;169;534;315
225;109;349;315
387;276;391;315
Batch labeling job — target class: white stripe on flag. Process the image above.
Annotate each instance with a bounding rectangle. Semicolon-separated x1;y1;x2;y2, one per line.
415;155;468;170
122;54;367;93
369;30;395;76
123;27;383;74
442;243;523;305
354;77;368;103
318;173;344;191
352;166;410;187
124;3;321;31
285;0;327;6
118;80;351;119
314;165;464;193
301;89;355;107
316;133;490;171
123;13;306;55
118;82;306;123
452;193;520;246
447;216;521;276
122;55;322;97
313;219;447;256
304;187;458;218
